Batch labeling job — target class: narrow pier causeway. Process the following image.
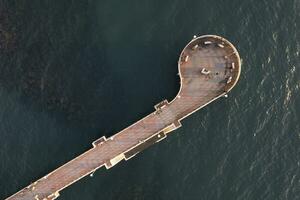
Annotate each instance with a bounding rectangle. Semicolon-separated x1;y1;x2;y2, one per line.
6;35;241;200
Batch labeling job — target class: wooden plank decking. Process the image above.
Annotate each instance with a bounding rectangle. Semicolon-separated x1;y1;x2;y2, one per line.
6;35;241;200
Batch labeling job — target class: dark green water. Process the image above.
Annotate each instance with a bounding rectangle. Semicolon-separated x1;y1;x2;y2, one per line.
0;0;300;199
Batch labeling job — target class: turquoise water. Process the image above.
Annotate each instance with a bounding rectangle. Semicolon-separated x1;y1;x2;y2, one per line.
0;0;300;199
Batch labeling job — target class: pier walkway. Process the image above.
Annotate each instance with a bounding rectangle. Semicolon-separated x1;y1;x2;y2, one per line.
6;35;241;200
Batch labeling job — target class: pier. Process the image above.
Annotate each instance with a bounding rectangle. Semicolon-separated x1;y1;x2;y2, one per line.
6;35;241;200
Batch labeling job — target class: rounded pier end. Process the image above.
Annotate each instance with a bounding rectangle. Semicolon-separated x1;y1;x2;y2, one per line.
178;35;241;98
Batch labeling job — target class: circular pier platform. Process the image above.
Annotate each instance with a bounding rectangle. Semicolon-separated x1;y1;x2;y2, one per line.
178;35;241;100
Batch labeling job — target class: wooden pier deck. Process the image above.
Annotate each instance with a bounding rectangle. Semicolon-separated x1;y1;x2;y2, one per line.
6;35;241;200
